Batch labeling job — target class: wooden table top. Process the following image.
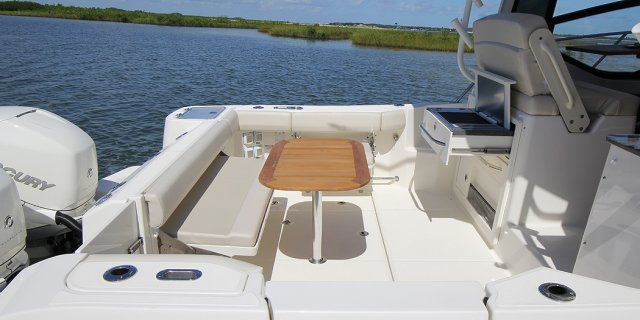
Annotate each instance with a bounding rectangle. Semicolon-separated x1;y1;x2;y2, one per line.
259;138;371;192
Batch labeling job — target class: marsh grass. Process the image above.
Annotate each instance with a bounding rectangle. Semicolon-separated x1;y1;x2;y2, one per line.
258;24;352;40
1;1;466;52
352;29;466;52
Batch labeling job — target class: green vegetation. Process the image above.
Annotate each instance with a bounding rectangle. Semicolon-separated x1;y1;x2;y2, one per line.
352;29;464;52
0;1;43;10
0;1;466;52
0;1;284;28
259;24;352;40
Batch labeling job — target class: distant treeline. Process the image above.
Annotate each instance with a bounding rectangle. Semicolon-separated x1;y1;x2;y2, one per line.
328;22;455;33
0;1;285;28
0;1;467;52
259;24;466;52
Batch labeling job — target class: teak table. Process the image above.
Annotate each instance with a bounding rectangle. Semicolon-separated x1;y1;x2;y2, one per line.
259;138;371;264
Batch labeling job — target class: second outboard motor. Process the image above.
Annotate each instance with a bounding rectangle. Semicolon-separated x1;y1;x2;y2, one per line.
0;170;28;290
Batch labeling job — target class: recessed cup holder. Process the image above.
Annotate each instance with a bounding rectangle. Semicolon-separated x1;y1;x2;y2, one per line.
539;283;576;302
103;265;137;282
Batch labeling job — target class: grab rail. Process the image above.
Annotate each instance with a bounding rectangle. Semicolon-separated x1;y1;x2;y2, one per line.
541;42;575;110
452;0;484;82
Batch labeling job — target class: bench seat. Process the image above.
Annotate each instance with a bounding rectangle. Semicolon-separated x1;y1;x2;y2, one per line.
161;156;272;254
142;114;273;256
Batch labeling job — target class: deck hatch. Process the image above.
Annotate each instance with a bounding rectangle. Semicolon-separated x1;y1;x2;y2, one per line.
178;107;225;119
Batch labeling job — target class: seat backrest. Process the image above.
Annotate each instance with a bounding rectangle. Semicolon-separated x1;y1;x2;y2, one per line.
474;13;550;98
473;13;590;132
144;119;233;229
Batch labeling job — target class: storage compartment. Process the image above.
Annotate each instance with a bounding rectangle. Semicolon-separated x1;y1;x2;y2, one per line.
420;69;515;165
420;108;513;165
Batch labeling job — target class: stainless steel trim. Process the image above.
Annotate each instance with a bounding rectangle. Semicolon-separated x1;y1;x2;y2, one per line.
452;148;511;154
419;124;446;146
127;237;143;254
103;265;137;282
309;191;326;264
156;269;203;281
372;176;400;182
478;157;502;171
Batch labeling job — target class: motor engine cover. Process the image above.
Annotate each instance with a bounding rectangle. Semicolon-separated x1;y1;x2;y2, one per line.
0;107;98;227
0;170;28;280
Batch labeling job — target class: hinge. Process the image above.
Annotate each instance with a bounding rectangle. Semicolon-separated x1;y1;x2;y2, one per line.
127;237;143;254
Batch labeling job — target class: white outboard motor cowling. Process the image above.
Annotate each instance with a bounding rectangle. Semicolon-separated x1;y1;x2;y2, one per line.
0;107;98;229
0;170;28;288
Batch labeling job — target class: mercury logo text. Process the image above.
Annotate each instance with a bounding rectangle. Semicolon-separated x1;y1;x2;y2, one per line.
0;162;56;191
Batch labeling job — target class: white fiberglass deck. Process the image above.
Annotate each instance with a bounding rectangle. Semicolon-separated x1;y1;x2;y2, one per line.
240;184;511;285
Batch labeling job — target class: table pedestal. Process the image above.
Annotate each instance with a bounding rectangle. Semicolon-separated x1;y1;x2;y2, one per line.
309;191;326;264
259;138;371;265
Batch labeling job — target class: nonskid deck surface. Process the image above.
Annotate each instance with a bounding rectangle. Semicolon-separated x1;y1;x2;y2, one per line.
240;185;511;285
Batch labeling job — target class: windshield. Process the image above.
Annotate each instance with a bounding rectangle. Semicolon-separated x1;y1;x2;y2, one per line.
513;0;640;73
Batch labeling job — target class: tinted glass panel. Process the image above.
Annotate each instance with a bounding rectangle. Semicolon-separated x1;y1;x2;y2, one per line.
553;2;640;73
554;0;622;15
513;0;554;17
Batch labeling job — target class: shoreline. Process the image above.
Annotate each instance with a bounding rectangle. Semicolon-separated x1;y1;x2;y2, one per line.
0;2;467;52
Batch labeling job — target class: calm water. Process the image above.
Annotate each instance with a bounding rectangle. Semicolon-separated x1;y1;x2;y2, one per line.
0;15;471;176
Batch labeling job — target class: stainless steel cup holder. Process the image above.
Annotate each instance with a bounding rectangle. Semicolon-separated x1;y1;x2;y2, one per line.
103;265;137;282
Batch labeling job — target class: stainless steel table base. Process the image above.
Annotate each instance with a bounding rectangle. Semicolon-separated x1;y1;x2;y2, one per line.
309;191;326;264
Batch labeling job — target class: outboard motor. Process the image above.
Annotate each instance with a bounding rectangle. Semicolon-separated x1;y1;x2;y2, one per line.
0;107;98;258
0;170;28;290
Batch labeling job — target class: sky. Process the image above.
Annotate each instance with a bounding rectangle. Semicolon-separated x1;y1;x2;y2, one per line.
34;0;639;33
35;0;503;28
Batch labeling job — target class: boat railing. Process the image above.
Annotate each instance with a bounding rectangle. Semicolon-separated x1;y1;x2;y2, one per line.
452;83;474;103
555;30;634;68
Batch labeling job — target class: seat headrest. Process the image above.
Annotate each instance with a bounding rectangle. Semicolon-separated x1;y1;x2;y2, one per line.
474;13;548;50
473;13;551;97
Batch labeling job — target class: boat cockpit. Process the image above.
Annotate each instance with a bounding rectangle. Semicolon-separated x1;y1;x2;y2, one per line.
1;0;639;319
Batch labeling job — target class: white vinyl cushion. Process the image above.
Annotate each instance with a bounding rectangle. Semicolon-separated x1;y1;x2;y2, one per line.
292;112;382;132
475;13;639;118
234;108;406;133
162;156;272;247
512;83;640;116
145;120;233;228
575;81;640;116
474;13;550;97
511;90;559;115
236;110;292;131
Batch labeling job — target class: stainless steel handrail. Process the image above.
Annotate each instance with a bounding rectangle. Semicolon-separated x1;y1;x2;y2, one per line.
556;30;633;68
556;30;631;42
